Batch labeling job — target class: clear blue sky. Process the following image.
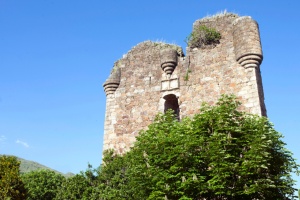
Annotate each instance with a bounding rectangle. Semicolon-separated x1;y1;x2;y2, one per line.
1;0;300;189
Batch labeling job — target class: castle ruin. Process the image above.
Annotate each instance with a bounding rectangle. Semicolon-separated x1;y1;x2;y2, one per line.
102;13;266;154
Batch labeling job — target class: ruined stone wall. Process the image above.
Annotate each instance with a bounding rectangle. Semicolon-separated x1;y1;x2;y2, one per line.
103;14;266;154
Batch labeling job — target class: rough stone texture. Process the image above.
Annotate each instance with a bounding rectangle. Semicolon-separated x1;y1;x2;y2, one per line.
102;14;267;154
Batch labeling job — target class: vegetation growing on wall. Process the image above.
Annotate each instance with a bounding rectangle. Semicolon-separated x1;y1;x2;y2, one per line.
186;25;221;48
184;69;192;81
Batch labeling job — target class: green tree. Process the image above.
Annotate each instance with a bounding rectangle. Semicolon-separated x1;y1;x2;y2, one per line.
100;95;299;199
0;155;27;200
97;151;132;199
55;174;89;200
21;169;65;200
55;165;100;200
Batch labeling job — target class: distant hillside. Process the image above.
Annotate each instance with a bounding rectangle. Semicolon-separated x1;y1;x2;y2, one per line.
17;157;61;174
1;155;74;177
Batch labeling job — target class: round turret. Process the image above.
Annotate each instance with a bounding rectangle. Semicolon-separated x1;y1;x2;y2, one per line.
103;67;121;95
233;17;263;68
160;48;178;76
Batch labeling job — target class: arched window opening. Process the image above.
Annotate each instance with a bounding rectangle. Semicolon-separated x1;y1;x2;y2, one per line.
163;94;180;121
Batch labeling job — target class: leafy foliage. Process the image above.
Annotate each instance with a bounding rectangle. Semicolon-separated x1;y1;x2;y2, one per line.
55;164;101;200
97;150;132;199
0;155;27;199
186;25;221;48
55;174;89;200
100;95;299;199
22;169;65;200
3;95;297;199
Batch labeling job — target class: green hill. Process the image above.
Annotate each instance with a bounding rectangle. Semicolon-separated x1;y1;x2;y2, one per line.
1;155;74;177
17;157;60;174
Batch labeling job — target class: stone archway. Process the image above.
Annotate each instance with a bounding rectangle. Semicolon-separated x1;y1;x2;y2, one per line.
163;94;180;120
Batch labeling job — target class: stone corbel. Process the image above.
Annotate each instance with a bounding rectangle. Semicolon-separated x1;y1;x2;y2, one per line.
160;48;178;77
103;67;121;96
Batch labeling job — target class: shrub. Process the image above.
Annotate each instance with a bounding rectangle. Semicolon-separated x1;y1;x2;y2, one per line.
186;25;221;48
22;169;65;200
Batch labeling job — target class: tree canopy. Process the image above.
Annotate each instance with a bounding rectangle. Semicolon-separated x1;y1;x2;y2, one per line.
21;169;65;200
0;155;27;199
99;95;299;199
1;95;298;199
55;164;101;200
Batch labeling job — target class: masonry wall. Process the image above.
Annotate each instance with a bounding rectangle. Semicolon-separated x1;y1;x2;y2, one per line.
103;14;266;154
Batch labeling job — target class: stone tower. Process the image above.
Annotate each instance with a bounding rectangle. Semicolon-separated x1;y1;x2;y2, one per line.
102;14;266;154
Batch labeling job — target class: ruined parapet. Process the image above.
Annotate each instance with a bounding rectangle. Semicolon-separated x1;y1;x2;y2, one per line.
102;13;267;154
102;41;184;153
190;13;238;49
233;17;263;68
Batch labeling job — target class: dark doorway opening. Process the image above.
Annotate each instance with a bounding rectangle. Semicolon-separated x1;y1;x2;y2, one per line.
164;94;180;121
